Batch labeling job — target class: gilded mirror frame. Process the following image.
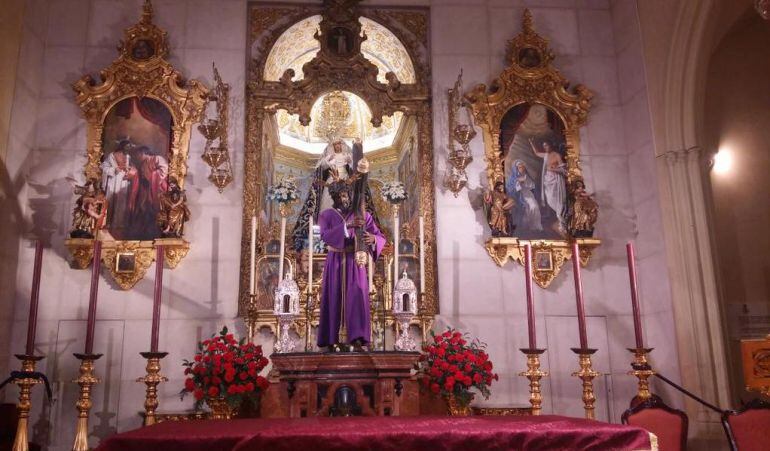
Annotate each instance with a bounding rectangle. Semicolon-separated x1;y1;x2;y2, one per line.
464;10;600;288
64;1;209;289
242;0;437;331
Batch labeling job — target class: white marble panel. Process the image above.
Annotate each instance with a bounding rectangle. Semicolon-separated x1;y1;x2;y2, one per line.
166;259;240;319
488;7;526;57
34;98;87;151
604;314;639;372
586;155;635;217
441;259;504;316
431;54;489;94
41;47;86;99
610;0;638;54
16;25;45;96
526;8;580;56
87;0;143;47
522;0;576;7
150;0;189;49
633;198;668;258
576;0;610;8
627;142;658;204
643;310;681;385
583;105;625;156
621;88;653;153
578;10;615;56
616;35;646;104
635;254;674;316
45;0;90;47
544;315;611;419
116;380;146;433
580;56;620;107
434;205;489;260
23;0;49;38
50;320;124;450
431;6;489;55
9;83;38;147
181;207;243;264
184;0;247;50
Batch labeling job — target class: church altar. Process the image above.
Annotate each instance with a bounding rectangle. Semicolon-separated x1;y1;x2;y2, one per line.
95;416;657;451
262;351;421;418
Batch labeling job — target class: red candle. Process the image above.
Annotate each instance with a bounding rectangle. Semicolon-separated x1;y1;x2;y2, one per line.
523;244;537;349
571;242;588;349
626;243;644;349
151;246;164;353
25;240;44;355
84;240;102;355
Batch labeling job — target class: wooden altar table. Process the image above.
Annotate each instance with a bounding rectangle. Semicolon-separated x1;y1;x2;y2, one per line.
96;416;657;451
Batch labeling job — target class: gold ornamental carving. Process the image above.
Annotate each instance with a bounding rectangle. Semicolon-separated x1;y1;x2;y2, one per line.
242;0;438;320
465;9;600;288
64;0;206;288
101;241;156;290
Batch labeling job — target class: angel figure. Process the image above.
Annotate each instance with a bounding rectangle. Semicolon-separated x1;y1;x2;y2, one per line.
568;180;598;237
484;181;515;237
70;179;108;238
157;177;190;238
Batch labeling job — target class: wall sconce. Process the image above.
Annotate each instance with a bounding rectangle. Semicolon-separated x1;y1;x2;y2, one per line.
199;63;233;192
444;70;476;197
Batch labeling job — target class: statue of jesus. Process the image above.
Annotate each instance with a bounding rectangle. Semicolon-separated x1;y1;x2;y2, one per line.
317;181;386;351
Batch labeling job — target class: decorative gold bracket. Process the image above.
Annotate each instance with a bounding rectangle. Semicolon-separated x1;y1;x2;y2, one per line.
485;238;600;288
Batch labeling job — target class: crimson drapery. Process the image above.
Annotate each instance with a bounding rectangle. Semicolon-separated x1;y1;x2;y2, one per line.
96;415;655;451
114;97;172;153
499;103;531;157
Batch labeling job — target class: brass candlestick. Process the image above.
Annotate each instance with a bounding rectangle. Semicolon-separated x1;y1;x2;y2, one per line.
571;348;601;420
72;353;102;451
628;347;655;405
11;354;44;451
136;352;168;426
518;348;548;415
304;285;318;352
246;294;258;341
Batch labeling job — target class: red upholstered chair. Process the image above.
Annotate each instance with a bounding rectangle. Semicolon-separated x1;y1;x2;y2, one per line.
622;395;688;451
722;398;770;451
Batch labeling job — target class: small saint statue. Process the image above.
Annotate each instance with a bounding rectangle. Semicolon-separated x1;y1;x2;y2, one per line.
568;180;598;237
70;179;108;238
484;181;515;237
157;177;190;238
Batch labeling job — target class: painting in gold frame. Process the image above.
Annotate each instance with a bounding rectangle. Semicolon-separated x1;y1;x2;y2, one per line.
64;1;208;290
464;9;600;288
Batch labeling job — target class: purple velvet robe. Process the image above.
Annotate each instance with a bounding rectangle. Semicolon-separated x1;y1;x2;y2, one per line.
317;209;386;347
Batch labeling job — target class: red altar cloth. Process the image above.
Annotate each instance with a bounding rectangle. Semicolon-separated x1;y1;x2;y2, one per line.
97;415;655;451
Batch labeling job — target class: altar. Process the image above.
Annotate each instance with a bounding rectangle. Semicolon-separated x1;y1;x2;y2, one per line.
261;351;421;418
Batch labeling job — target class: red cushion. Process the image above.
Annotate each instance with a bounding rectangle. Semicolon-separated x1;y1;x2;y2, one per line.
728;409;770;451
627;407;685;451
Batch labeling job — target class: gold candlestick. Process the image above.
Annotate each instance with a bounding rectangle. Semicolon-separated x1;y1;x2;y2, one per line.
11;354;44;451
304;285;318;352
571;348;601;420
627;347;655;405
136;352;168;426
246;294;258;342
72;353;101;451
518;348;548;415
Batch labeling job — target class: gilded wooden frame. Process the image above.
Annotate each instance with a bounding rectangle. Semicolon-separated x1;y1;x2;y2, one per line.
464;10;600;288
242;1;437;328
64;1;208;289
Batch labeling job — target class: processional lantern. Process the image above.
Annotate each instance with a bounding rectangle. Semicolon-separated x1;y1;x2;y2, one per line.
393;269;417;351
274;271;300;353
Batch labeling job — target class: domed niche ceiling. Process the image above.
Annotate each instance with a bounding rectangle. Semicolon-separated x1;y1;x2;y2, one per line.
265;15;415;154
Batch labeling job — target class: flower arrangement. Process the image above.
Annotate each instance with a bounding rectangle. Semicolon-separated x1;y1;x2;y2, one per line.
181;327;270;414
381;181;407;204
417;328;498;413
267;178;300;204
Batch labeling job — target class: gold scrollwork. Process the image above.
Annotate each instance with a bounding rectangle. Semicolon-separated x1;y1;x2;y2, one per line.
64;1;207;289
465;9;600;288
101;241;156;290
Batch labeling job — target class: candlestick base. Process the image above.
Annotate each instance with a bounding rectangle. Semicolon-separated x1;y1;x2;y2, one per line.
137;352;169;426
11;354;45;451
518;348;548;415
627;347;655;406
570;348;601;420
274;314;299;353
72;353;102;451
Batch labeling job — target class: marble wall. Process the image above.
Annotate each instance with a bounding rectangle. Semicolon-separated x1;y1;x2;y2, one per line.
1;0;681;449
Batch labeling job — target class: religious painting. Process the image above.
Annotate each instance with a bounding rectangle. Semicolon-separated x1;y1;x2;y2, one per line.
534;251;553;272
131;39;155;60
254;256;293;310
500;103;568;240
99;97;173;241
327;27;354;56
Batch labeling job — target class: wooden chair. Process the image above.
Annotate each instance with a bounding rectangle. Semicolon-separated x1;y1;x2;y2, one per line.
622;395;688;451
722;397;770;451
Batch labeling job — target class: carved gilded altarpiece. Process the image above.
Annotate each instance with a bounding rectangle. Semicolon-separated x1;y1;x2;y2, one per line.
242;0;437;337
64;1;209;289
465;10;600;288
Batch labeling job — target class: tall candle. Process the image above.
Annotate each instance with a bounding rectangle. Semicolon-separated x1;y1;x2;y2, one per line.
84;240;102;355
368;254;374;288
25;240;44;355
393;207;399;287
523;244;536;349
249;216;257;295
151;245;164;353
279;215;287;283
571;242;588;349
626;243;644;349
308;217;314;289
419;215;425;293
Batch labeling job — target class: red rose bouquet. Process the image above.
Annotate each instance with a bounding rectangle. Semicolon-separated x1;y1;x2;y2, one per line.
181;327;270;413
417;328;498;412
